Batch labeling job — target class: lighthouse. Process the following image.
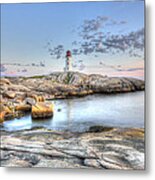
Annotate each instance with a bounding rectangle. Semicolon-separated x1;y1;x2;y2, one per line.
65;50;72;72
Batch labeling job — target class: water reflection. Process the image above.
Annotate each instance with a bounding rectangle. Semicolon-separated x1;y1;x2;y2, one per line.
2;92;144;132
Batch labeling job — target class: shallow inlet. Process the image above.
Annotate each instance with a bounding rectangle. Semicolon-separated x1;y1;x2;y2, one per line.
2;91;144;132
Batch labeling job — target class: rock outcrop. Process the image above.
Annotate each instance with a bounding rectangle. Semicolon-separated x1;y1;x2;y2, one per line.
0;103;14;122
1;72;145;97
0;73;145;169
0;127;144;169
32;102;54;119
0;72;145;122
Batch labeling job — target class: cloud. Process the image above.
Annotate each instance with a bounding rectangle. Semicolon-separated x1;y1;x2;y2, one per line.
79;16;127;38
3;61;46;68
105;20;127;26
116;67;144;72
104;28;144;57
46;15;144;60
73;15;144;58
72;41;78;45
74;27;144;58
80;16;109;35
99;61;144;73
45;42;64;59
21;69;28;73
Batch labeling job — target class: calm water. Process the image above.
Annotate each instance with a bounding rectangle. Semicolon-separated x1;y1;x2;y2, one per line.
1;92;144;132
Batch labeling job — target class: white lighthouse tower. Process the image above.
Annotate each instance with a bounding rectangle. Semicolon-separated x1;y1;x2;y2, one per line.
65;50;72;72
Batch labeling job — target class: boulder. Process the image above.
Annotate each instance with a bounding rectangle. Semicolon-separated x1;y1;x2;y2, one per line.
24;97;36;106
88;126;114;133
0;103;14;122
3;91;16;99
0;95;5;103
0;78;11;85
0;111;5;123
27;95;45;103
15;104;31;112
31;102;54;119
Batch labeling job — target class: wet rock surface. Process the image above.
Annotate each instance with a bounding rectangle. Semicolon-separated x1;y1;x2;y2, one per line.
0;127;145;169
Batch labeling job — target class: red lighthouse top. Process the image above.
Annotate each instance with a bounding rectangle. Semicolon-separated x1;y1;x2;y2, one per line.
66;50;71;57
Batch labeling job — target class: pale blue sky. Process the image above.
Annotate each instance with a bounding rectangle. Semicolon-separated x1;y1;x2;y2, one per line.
1;1;144;78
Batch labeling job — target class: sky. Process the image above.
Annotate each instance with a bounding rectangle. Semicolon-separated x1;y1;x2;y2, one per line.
1;0;145;79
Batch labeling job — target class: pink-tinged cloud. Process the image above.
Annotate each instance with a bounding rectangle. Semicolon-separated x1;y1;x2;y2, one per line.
109;70;144;80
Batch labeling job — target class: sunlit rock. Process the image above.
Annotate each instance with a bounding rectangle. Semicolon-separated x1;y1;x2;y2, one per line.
31;102;54;119
15;104;31;112
0;103;14;122
3;91;16;99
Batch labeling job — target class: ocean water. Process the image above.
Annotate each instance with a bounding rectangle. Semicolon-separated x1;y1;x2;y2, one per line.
2;91;144;132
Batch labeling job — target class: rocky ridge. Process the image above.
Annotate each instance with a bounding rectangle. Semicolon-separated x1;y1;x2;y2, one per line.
0;126;144;169
0;72;145;169
0;71;145;122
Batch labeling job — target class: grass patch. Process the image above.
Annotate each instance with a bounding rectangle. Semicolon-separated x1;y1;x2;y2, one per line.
64;72;72;84
22;75;46;80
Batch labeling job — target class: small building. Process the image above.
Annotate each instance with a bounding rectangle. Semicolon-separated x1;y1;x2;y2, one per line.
65;50;72;72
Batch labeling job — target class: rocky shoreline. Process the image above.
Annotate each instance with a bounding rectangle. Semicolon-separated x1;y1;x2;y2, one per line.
0;72;145;122
0;72;145;169
0;126;145;169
